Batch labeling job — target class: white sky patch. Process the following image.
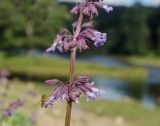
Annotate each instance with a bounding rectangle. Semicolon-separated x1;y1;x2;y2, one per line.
103;0;135;6
58;0;160;6
149;0;160;4
58;0;135;5
141;0;160;6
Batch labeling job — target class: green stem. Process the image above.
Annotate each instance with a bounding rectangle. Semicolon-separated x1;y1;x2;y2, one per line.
64;13;83;126
64;48;75;126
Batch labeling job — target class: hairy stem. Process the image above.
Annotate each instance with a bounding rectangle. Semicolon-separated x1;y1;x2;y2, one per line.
64;13;83;126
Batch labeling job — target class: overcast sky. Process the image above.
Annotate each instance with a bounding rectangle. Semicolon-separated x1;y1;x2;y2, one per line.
58;0;160;6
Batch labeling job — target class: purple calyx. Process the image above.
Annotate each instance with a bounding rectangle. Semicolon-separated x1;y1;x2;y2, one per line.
43;76;101;108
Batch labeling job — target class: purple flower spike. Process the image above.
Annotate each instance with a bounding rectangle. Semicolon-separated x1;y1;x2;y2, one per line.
46;0;112;53
3;99;24;116
44;0;113;111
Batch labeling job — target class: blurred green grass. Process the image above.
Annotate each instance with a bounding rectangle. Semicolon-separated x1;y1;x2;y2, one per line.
0;113;31;126
1;80;160;126
0;54;147;82
81;100;160;126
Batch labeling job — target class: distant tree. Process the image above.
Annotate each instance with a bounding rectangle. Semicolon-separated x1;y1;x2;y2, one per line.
148;8;160;54
119;5;150;55
0;0;71;51
95;5;150;55
157;26;160;54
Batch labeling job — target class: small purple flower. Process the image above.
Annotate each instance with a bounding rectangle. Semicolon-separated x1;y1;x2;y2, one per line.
45;79;58;86
93;31;107;47
45;79;65;86
70;1;98;19
3;99;24;116
44;96;55;108
43;76;101;108
43;83;68;108
85;92;97;101
44;86;61;108
46;29;73;53
58;86;68;101
70;0;113;19
82;21;94;28
76;37;89;52
74;76;101;101
3;109;14;116
79;28;107;47
69;91;80;104
94;1;113;12
70;3;80;15
102;5;113;13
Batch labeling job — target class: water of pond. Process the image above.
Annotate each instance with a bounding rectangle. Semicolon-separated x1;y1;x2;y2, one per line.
30;51;160;108
78;55;160;109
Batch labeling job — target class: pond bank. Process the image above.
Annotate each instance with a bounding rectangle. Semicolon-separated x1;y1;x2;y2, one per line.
0;55;147;82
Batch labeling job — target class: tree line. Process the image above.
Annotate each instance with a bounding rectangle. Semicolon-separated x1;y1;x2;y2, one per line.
0;0;160;55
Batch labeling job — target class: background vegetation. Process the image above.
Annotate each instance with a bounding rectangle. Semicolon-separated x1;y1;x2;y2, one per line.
0;0;160;55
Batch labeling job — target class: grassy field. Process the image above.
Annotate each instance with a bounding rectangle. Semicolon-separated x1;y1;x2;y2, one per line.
119;55;160;67
0;80;160;126
0;54;147;82
81;100;160;126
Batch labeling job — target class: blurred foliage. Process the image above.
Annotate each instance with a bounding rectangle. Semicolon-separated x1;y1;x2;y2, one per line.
81;100;160;126
0;0;70;50
93;4;160;55
0;113;31;126
0;1;160;55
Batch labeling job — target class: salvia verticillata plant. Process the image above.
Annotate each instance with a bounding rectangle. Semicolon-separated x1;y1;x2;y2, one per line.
2;99;24;116
0;69;10;84
0;99;24;125
43;0;113;126
0;70;24;118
